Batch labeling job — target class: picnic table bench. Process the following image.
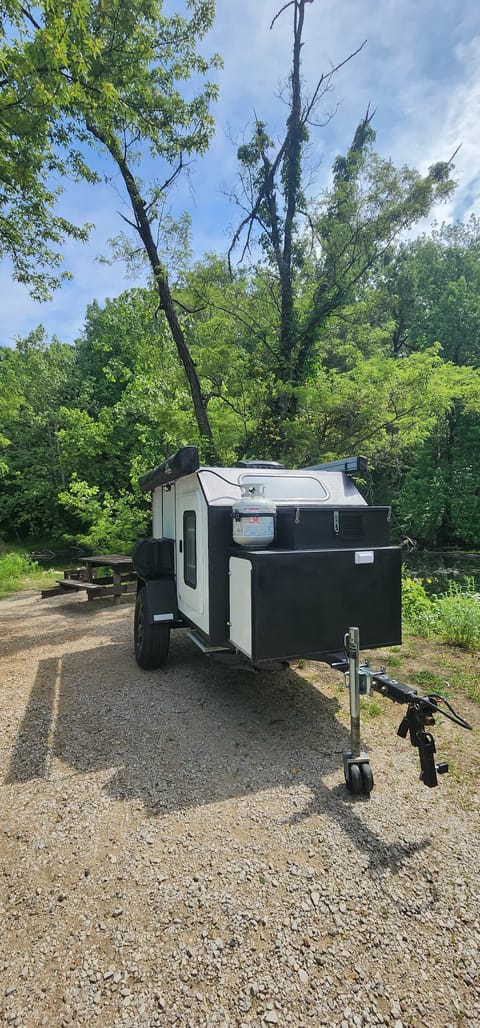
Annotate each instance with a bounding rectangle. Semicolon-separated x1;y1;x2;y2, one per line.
42;554;137;604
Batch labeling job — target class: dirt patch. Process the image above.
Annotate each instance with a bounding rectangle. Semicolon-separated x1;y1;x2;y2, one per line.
0;591;479;1027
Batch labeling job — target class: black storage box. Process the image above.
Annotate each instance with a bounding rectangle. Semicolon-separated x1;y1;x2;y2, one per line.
132;537;175;579
275;505;391;550
238;546;402;661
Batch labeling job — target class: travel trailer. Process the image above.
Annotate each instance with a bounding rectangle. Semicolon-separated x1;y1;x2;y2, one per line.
132;446;470;795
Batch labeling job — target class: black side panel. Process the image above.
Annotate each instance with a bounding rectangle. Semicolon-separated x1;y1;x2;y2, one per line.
302;455;368;474
132;537;175;578
207;507;234;645
138;577;180;624
247;547;401;661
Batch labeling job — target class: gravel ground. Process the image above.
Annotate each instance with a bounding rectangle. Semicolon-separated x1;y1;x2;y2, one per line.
0;590;479;1028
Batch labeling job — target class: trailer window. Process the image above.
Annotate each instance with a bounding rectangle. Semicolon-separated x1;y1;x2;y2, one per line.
183;510;197;588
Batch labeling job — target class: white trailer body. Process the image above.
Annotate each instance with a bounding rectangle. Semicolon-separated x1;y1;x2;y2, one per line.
131;447;470;796
133;447;400;665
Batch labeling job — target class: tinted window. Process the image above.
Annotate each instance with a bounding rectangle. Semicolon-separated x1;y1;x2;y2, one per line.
183;510;197;588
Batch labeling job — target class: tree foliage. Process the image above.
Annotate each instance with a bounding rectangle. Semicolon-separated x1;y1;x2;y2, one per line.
0;328;80;535
1;246;479;549
1;2;479;552
229;0;456;456
1;0;221;446
0;1;95;297
371;218;480;365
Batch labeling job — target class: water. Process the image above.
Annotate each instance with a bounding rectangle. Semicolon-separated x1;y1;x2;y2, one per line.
402;550;480;595
29;546;91;569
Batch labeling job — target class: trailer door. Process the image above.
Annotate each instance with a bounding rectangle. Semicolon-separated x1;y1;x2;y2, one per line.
175;487;208;632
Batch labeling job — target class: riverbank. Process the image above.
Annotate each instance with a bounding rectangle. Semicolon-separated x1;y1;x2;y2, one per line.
402;550;480;594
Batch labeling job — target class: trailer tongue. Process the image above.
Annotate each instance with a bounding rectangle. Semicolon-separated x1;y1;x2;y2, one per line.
133;446;471;796
324;628;471;793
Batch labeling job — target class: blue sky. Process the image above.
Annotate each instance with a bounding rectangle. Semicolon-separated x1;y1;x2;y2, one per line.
2;0;480;347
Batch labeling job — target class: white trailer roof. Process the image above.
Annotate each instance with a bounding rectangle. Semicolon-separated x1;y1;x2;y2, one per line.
196;467;366;506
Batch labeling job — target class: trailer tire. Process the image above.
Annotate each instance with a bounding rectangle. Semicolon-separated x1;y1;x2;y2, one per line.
360;762;374;795
134;588;170;669
346;763;363;796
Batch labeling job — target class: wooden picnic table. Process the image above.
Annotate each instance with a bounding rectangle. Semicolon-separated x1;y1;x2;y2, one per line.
42;554;137;603
82;555;135;603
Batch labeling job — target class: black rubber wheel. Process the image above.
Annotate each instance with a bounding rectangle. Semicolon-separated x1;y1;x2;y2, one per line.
346;763;363;795
360;762;374;795
134;588;170;669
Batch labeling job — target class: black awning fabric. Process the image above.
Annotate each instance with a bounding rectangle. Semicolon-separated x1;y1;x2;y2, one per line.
139;446;199;492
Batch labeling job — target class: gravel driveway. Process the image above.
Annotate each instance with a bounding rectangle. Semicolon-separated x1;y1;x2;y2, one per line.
0;591;479;1027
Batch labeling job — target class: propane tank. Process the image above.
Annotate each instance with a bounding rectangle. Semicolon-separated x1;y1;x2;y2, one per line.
232;483;276;548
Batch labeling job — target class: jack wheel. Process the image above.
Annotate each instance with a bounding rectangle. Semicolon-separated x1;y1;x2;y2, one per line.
346;763;363;795
360;762;374;794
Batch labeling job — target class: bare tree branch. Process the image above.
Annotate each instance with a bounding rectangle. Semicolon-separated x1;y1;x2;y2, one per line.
270;1;297;31
172;297;207;315
228;138;287;272
303;41;367;123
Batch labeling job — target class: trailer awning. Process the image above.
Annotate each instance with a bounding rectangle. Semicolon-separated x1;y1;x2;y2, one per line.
139;446;199;492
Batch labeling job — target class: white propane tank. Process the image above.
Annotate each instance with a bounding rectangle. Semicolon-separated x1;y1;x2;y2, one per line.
232;483;276;548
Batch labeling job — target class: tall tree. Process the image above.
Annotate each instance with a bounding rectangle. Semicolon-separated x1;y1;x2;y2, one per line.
371;218;480;365
1;0;221;451
0;330;79;537
229;0;456;457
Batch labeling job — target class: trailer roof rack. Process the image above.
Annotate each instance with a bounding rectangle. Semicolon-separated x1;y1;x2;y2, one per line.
302;455;368;475
139;449;368;494
234;460;285;469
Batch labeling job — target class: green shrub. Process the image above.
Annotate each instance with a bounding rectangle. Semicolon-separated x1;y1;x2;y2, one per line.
402;573;480;650
401;574;436;636
59;478;149;553
432;579;480;650
0;552;41;595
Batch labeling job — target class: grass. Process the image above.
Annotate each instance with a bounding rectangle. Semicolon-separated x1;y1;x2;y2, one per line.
408;669;447;691
360;696;383;720
402;575;480;652
442;663;480;707
398;633;479;709
434;584;480;649
0;551;60;599
384;652;403;668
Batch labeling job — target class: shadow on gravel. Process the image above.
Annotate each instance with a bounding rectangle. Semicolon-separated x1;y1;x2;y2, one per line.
290;783;432;873
6;628;431;873
0;594;129;659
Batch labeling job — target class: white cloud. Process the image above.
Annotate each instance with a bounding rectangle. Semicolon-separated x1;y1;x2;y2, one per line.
2;0;479;346
419;35;480;222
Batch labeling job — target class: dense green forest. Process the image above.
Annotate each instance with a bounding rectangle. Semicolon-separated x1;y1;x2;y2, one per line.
1;0;480;552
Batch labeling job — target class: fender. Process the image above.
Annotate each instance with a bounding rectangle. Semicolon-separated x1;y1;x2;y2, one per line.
136;576;182;626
